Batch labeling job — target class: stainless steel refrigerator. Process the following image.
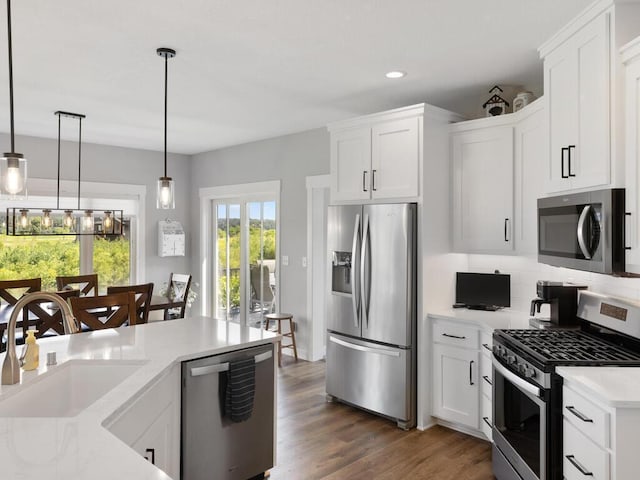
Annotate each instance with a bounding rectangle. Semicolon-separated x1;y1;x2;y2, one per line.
326;202;416;429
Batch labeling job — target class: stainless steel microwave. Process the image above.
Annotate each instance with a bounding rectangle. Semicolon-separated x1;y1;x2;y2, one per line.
537;189;625;274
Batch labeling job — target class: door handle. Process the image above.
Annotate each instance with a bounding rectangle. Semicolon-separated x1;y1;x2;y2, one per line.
329;335;400;357
483;375;492;386
362;171;368;192
565;455;593;476
145;448;156;465
568;145;576;177
469;360;474;385
625;212;632;250
360;213;370;330
565;405;593;423
561;147;569;178
577;205;593;260
504;218;510;242
372;169;377;191
351;213;361;329
190;350;273;377
442;333;466;340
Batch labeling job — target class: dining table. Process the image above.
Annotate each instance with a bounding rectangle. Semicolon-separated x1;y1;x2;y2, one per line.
148;295;186;320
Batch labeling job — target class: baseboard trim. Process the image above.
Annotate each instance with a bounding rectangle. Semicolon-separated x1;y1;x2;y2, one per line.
435;418;490;442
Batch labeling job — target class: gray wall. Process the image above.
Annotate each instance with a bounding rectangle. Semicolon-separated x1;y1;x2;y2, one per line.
190;128;329;358
0;132;192;290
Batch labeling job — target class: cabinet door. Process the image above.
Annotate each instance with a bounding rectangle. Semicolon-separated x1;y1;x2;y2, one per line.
544;14;610;193
432;343;479;429
625;55;640;273
371;117;420;199
452;126;514;253
330;127;372;202
132;403;177;479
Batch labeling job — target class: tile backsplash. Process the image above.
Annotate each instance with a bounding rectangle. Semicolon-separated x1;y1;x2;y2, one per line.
466;254;640;314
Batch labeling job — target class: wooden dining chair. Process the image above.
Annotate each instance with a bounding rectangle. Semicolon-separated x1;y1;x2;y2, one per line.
56;274;98;297
24;289;80;338
107;283;154;324
0;278;42;352
69;292;137;331
166;273;192;319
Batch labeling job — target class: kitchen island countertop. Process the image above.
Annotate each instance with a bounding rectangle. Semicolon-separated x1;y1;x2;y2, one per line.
0;316;278;479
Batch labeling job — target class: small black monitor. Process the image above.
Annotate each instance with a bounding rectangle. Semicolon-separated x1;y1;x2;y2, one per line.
455;272;511;310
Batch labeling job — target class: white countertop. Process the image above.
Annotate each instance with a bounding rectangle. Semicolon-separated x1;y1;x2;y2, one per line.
427;308;531;331
557;366;640;408
0;316;278;480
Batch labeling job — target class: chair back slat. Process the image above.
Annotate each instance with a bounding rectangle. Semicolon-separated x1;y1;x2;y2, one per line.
107;283;154;324
25;290;80;338
70;292;136;331
0;278;41;306
56;274;98;297
167;273;192;319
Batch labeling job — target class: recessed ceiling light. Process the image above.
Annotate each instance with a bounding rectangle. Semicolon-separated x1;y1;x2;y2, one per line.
385;71;406;79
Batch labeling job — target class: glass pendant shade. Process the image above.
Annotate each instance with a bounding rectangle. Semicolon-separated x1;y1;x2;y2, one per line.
42;209;52;229
19;209;28;229
63;210;74;228
103;211;113;230
81;210;94;233
157;176;175;209
1;153;27;199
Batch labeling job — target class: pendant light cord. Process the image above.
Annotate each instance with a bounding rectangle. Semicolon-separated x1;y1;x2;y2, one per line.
163;53;168;178
6;0;15;152
77;116;82;209
56;113;61;209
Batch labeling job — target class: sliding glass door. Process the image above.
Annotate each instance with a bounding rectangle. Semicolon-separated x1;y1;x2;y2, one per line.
214;198;277;326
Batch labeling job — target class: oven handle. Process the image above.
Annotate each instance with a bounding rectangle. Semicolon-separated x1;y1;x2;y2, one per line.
492;357;541;398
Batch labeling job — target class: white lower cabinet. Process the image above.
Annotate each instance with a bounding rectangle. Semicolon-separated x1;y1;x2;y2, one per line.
432;318;490;435
106;363;181;479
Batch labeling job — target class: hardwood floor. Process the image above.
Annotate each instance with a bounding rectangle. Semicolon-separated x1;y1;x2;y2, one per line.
269;358;494;480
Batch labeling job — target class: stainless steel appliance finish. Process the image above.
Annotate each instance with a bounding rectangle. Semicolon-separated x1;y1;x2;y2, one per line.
492;291;640;480
537;188;625;274
181;344;274;480
326;203;416;429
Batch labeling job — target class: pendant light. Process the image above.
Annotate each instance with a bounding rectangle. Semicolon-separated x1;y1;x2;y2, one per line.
156;47;176;209
1;0;27;199
5;111;124;236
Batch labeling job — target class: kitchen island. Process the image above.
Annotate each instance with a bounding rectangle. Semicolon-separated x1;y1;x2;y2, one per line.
0;316;279;480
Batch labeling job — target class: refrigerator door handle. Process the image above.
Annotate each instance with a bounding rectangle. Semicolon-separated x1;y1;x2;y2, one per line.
351;213;361;328
329;335;401;357
360;213;371;329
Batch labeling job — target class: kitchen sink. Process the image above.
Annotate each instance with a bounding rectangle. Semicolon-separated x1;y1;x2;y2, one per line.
0;360;145;417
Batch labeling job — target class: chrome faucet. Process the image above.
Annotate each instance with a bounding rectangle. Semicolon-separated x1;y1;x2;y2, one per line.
2;292;79;385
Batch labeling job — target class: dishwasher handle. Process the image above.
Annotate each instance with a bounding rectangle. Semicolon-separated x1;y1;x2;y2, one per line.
190;350;273;377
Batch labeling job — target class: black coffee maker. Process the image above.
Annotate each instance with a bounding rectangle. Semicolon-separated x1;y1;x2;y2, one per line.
530;280;588;326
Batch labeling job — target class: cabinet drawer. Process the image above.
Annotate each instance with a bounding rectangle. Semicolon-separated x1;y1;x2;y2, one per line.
433;321;479;349
563;419;609;480
480;356;493;400
480;331;493;358
563;386;609;448
480;395;492;441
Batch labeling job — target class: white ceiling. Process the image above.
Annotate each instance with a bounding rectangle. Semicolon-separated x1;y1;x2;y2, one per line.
0;0;591;155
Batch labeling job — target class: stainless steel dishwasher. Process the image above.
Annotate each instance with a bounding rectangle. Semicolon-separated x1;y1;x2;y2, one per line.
181;343;275;480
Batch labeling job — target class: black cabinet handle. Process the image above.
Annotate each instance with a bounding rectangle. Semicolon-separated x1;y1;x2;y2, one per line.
561;147;569;178
566;455;593;476
482;416;492;428
482;343;492;352
362;171;368;192
568;145;576;177
469;360;474;385
483;375;492;386
504;218;510;242
442;333;466;340
566;405;593;423
372;169;377;191
144;448;156;465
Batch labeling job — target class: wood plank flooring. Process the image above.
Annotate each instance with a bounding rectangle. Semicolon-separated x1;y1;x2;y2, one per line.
269;358;494;480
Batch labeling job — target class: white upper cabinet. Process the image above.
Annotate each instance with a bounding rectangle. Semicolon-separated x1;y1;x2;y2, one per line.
328;104;423;204
452;120;514;253
539;0;640;194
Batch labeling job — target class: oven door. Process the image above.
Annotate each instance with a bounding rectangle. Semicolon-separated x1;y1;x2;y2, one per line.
492;357;547;480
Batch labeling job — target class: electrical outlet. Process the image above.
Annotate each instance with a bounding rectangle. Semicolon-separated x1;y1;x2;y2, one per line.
282;255;289;266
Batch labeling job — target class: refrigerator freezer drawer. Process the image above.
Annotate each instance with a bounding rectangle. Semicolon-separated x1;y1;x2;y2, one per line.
326;333;413;424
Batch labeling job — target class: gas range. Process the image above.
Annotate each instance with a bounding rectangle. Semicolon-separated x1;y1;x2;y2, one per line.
492;291;640;480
